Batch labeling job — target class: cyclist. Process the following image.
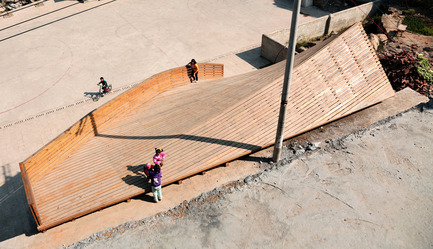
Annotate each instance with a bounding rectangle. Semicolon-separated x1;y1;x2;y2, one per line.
98;77;109;94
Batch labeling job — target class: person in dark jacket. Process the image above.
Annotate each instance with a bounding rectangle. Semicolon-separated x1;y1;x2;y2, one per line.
187;59;199;83
148;164;162;202
98;77;109;93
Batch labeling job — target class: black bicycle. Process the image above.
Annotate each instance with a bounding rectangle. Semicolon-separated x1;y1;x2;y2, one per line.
97;83;112;100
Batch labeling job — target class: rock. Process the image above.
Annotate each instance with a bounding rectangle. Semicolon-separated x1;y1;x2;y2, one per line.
306;142;321;151
377;34;388;43
296;46;308;53
386;42;403;54
244;176;254;183
369;33;380;50
388;7;403;15
382;14;403;36
423;48;433;58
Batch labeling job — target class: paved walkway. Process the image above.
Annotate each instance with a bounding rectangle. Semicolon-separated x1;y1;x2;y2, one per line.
0;0;330;247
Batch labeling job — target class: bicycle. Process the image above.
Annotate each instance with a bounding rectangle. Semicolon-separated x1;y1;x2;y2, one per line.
97;83;112;101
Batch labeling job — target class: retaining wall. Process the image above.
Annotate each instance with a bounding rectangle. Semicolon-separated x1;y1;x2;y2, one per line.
261;1;380;63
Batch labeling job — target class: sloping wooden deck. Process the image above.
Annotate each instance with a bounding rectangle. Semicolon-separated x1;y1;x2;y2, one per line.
20;23;395;230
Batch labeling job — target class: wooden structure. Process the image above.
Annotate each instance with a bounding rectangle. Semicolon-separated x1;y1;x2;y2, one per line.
20;23;395;231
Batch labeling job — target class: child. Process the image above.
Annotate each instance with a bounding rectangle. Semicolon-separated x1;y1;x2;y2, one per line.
148;164;162;203
153;148;165;167
143;162;152;178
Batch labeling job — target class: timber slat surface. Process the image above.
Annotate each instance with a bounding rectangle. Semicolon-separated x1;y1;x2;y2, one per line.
20;23;394;230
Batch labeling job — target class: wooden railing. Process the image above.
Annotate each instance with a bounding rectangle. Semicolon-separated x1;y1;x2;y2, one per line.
19;63;224;226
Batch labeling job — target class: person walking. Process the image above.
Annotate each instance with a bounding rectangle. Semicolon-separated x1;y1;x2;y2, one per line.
188;59;199;83
153;148;165;167
148;164;162;203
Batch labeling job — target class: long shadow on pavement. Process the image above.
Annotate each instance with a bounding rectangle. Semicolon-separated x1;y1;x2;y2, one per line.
0;164;38;243
236;47;272;70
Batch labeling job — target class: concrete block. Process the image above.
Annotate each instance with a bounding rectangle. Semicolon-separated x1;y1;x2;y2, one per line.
261;34;288;63
297;15;329;42
328;1;378;33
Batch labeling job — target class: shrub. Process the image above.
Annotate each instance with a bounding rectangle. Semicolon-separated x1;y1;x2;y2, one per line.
416;53;433;82
402;16;433;36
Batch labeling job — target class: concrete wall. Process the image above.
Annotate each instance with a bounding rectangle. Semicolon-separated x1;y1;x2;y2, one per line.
261;15;330;63
261;1;380;63
328;1;378;33
261;34;288;63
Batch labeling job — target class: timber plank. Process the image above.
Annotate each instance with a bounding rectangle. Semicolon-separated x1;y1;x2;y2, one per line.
20;24;395;230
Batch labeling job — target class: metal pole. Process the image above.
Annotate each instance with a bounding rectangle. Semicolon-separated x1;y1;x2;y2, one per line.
272;0;302;163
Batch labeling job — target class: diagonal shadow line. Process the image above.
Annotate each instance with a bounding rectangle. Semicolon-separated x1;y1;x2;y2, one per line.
0;2;79;32
98;133;262;151
0;0;117;43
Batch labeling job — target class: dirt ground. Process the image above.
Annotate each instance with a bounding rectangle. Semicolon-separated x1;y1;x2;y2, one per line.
64;100;433;248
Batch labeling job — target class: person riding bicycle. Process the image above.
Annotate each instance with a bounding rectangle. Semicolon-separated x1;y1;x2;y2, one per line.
98;77;109;93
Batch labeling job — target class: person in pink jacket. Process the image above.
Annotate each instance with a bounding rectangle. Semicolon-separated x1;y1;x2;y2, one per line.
144;162;152;178
153;148;165;167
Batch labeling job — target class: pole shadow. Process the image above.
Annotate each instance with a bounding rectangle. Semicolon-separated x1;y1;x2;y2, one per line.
98;134;262;151
238;155;272;164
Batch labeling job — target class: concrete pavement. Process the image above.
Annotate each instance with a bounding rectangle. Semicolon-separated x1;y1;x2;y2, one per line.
0;0;330;247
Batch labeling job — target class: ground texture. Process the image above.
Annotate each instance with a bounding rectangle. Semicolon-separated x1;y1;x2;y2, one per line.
66;101;433;249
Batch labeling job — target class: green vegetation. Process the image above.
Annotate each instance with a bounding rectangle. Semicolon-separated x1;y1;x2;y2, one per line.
377;40;384;51
402;15;433;36
296;41;309;49
416;53;433;82
403;9;416;16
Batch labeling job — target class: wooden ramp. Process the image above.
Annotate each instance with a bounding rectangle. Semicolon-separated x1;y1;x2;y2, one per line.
20;23;395;231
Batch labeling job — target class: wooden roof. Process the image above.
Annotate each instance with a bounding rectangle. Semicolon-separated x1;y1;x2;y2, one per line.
20;23;395;230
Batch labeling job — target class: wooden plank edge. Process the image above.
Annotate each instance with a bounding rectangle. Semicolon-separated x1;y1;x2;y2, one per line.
19;162;41;227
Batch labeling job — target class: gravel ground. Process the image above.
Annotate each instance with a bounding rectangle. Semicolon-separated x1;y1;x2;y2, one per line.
66;101;433;249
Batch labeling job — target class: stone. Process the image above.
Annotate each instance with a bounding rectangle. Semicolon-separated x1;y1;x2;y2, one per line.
296;46;308;53
244;176;254;183
369;33;380;50
377;34;388;43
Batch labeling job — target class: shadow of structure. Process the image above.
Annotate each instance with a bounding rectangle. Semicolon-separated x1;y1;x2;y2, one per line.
98;133;261;151
420;98;433;112
0;164;37;242
273;0;293;10
236;47;272;70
